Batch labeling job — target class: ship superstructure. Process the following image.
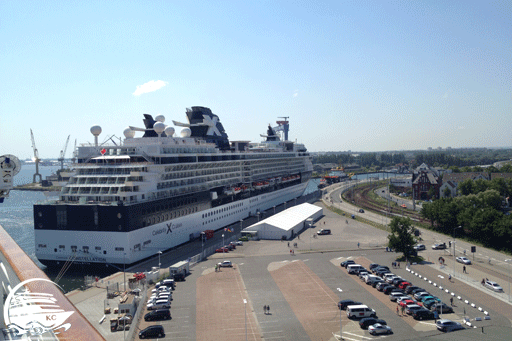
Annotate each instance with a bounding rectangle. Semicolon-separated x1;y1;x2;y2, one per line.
34;107;312;267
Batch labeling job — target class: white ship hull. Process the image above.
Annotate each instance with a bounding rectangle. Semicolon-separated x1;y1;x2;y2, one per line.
35;182;308;266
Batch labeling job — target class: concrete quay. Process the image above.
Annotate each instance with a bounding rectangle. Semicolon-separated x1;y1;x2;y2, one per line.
66;183;512;340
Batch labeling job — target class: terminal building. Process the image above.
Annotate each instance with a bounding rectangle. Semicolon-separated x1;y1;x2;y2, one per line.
242;203;322;240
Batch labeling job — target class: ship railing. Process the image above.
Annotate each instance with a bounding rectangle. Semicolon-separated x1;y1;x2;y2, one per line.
0;224;106;340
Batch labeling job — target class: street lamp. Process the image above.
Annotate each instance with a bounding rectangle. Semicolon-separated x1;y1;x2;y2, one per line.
505;259;512;302
157;250;162;269
243;299;248;341
452;226;462;277
222;234;225;253
336;288;343;340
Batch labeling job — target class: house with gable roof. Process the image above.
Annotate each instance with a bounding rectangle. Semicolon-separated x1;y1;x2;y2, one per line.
440;172;490;198
412;163;441;200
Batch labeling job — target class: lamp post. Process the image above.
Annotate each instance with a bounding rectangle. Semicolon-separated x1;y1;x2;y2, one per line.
123;253;126;292
222;234;225;253
452;226;462;277
157;250;162;269
337;288;343;340
243;298;248;341
506;259;512;302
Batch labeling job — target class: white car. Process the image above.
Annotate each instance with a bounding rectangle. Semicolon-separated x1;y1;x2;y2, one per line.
368;323;392;335
147;301;170;310
219;260;233;267
235;241;243;246
456;256;471;265
414;244;426;251
484;280;503;292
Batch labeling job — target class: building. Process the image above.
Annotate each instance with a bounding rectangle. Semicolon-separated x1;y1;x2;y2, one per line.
242;203;322;240
412;163;441;200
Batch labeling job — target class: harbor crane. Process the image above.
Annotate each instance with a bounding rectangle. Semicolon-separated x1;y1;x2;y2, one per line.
30;129;42;183
58;135;70;169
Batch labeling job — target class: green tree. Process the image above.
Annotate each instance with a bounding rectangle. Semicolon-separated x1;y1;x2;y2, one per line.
458;179;475;196
387;217;417;260
443;187;452;198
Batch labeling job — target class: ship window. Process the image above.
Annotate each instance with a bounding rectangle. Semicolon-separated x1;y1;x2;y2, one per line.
59;245;65;249
95;246;101;250
54;248;57;252
115;247;124;251
103;250;107;254
71;246;77;252
38;244;47;248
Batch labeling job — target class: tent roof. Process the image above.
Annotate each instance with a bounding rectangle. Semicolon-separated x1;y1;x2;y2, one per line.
244;203;322;232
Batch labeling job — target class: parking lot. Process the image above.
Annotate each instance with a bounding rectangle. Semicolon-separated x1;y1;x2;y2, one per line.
131;200;512;340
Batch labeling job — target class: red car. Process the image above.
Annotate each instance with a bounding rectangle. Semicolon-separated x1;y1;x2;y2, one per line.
399;299;417;308
215;247;229;253
398;281;411;290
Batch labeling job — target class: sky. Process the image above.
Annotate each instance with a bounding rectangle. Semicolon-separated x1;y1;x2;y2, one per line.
1;0;511;160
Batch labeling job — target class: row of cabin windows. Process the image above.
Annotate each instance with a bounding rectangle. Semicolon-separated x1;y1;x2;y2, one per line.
202;202;243;219
202;207;248;225
42;244;125;254
142;206;199;227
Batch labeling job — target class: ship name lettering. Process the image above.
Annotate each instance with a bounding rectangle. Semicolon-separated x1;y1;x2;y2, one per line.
46;315;56;321
166;222;183;234
152;228;166;236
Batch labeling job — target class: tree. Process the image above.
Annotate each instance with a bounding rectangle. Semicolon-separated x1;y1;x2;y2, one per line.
443;187;452;198
387;217;417;260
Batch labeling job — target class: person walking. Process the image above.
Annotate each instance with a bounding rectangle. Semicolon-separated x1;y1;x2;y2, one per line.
396;305;400;316
463;265;466;273
267;305;270;314
357;242;360;248
264;305;267;315
401;305;405;316
450;297;454;306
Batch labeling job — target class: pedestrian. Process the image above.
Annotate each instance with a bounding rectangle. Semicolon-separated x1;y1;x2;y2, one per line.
267;304;270;314
463;265;466;273
398;262;400;269
464;249;466;256
450;297;453;306
448;274;452;282
290;249;292;254
396;305;399;316
264;305;267;314
357;242;360;248
288;242;290;247
401;305;405;316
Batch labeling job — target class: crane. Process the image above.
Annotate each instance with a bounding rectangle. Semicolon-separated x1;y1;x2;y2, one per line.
30;129;42;183
58;135;70;169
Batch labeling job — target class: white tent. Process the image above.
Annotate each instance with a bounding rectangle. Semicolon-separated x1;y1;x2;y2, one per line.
243;203;322;240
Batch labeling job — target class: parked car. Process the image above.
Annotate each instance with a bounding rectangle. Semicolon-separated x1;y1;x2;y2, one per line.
235;240;243;246
398;281;411;290
414;292;431;300
406;286;422;295
423;299;442;310
398;299;417;308
456;256;471;265
215;247;229;253
219;260;233;267
414;244;426;251
436;319;465;332
432;243;447;250
372;280;385;288
368;323;393;335
139;325;165;338
377;283;392;292
317;229;331;235
359;209;365;213
412;308;435;320
410;287;427;295
173;273;185;281
359;317;387;329
406;304;423;315
484;280;503;292
431;303;454;314
389;292;406;302
146;300;170;311
338;299;362;310
369;263;380;270
144;309;171;321
340;260;356;268
384;287;404;295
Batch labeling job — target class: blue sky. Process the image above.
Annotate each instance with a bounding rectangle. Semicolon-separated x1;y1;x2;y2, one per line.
1;0;511;160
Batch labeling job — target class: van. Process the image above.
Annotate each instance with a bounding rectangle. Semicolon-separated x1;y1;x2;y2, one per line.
144;308;171;321
347;264;365;274
347;305;377;319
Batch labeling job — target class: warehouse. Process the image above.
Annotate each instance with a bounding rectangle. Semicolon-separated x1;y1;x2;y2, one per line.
242;203;322;240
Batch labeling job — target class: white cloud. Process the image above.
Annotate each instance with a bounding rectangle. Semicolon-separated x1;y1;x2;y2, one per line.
132;80;168;96
293;90;298;97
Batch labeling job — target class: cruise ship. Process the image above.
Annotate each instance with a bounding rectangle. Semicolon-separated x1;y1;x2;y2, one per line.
34;107;312;268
